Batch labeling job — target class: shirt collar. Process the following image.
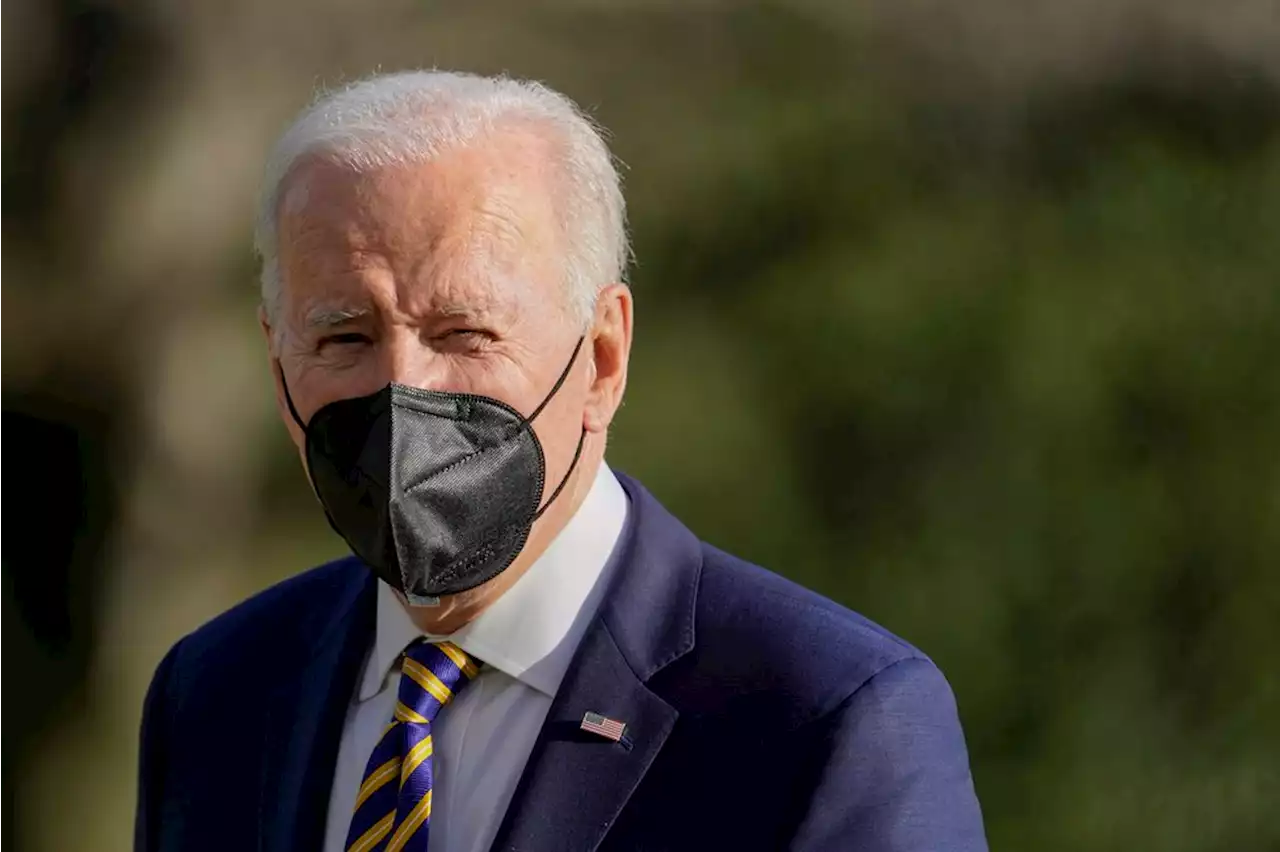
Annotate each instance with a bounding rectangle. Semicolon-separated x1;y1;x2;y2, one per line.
358;462;629;701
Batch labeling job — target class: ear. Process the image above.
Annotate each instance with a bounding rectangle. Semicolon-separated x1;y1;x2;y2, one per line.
583;283;633;434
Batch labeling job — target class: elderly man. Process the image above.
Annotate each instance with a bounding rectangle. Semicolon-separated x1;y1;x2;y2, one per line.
135;71;986;852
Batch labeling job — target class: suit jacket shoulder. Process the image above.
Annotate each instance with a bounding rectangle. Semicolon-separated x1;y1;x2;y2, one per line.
136;556;373;852
679;542;928;728
164;556;367;694
592;474;987;851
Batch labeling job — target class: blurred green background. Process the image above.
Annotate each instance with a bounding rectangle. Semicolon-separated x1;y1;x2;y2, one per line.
4;1;1279;850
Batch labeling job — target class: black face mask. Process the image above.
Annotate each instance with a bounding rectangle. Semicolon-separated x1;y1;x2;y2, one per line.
280;338;586;605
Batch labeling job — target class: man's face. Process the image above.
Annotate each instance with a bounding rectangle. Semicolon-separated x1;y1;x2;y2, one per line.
266;130;597;509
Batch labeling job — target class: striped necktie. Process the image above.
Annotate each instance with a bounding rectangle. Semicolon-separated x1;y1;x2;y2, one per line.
344;639;480;852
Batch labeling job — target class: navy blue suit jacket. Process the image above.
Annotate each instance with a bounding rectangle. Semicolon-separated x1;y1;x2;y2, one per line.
135;473;987;851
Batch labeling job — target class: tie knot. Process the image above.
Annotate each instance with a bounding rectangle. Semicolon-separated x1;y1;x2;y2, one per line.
395;640;480;726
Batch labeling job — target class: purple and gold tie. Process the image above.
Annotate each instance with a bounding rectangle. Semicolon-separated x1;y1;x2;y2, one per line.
344;640;480;852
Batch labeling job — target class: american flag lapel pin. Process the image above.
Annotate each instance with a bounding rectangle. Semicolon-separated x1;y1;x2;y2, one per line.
580;711;627;742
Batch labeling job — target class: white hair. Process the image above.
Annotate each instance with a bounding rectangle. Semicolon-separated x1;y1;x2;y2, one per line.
254;70;629;329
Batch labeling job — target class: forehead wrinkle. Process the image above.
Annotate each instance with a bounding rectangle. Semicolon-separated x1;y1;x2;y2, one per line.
403;276;504;325
410;197;549;329
418;197;524;285
401;237;505;321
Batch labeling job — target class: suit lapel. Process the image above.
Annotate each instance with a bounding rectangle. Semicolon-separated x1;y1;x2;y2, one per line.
489;619;679;852
490;473;703;852
259;564;376;852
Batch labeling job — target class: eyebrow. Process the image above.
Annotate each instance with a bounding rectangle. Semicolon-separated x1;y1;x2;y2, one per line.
304;305;372;329
299;300;499;332
435;303;493;320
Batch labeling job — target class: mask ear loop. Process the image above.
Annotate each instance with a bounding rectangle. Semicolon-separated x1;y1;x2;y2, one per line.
527;335;588;520
274;361;336;523
525;335;586;424
534;429;586;521
276;360;309;432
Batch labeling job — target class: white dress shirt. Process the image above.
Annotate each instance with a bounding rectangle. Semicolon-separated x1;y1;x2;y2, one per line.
322;463;629;852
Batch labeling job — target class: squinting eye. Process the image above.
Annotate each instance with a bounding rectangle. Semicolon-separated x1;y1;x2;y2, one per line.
440;329;494;343
320;332;372;347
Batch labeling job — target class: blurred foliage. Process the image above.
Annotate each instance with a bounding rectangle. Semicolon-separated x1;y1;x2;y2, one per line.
4;2;1279;851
